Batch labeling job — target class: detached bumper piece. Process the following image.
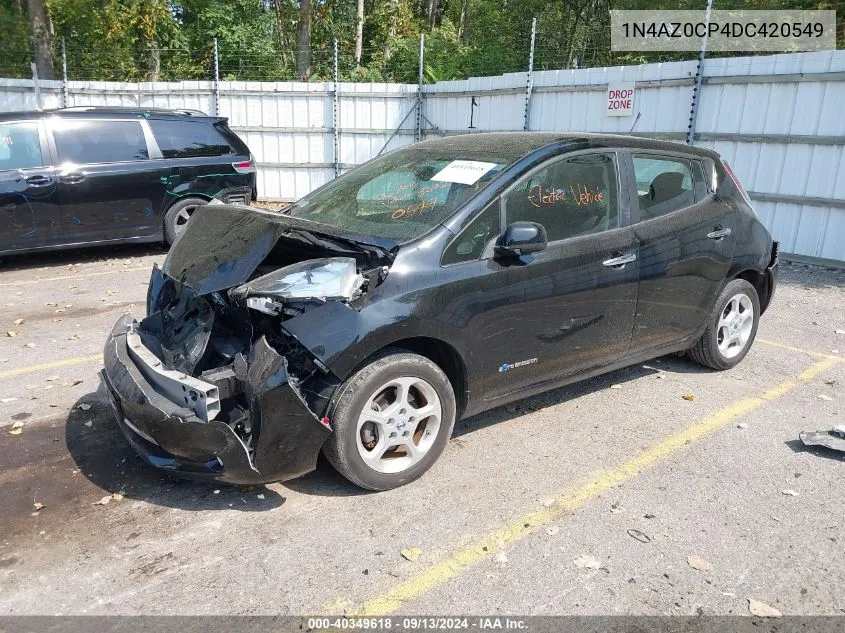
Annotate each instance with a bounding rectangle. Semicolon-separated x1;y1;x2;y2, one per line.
102;315;331;484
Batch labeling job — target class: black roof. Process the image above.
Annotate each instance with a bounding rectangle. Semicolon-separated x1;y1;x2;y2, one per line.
414;132;719;159
0;106;218;122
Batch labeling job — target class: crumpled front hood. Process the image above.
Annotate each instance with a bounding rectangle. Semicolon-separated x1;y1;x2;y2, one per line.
162;204;397;295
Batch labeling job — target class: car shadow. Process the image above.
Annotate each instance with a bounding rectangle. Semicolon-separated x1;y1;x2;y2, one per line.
0;242;167;274
64;381;285;512
284;353;703;497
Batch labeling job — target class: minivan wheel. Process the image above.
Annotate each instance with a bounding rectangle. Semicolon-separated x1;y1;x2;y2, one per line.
323;349;456;491
164;197;208;245
688;279;760;370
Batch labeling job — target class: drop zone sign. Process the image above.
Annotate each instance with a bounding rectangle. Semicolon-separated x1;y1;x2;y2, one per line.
607;83;635;116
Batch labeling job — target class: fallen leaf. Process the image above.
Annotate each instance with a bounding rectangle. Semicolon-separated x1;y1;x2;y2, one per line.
9;421;24;435
682;393;696;401
782;489;799;496
401;547;422;562
92;492;124;506
748;599;782;618
33;502;45;512
825;378;836;386
573;554;602;569
13;318;24;325
817;394;833;401
687;555;713;571
6;331;17;337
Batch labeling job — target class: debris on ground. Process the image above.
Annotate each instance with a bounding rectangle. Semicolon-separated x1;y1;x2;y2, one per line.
9;421;24;435
627;528;651;543
573;554;602;569
77;403;91;411
737;423;749;429
825;378;837;386
747;598;782;618
817;394;833;401
400;547;422;562
546;526;560;536
6;330;17;337
540;498;555;508
799;424;845;453
93;493;124;506
782;489;799;496
13;318;24;325
610;384;622;390
682;393;696;401
687;555;713;571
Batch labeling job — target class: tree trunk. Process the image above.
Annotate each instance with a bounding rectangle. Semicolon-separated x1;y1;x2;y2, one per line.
425;0;438;29
149;42;161;81
384;0;398;61
24;0;55;80
354;0;364;65
296;0;313;81
459;0;471;44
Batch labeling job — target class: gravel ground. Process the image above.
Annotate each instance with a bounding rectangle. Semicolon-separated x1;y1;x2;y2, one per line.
0;246;842;617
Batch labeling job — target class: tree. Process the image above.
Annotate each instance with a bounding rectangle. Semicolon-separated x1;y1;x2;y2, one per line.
23;0;54;79
296;0;312;80
355;0;364;65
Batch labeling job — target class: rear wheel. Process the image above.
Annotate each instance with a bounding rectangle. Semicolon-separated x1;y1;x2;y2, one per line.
688;279;760;370
323;350;456;491
163;197;207;245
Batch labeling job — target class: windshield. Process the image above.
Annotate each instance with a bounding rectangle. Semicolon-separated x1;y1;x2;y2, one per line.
289;146;513;242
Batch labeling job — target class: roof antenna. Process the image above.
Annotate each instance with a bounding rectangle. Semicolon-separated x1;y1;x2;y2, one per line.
628;111;642;135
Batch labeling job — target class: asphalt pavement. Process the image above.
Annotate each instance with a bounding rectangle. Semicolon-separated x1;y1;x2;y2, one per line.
0;244;843;616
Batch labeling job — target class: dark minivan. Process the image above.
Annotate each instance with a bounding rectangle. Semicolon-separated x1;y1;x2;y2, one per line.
0;107;256;255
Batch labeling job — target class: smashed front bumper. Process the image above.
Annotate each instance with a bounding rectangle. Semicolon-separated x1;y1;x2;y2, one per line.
101;315;331;484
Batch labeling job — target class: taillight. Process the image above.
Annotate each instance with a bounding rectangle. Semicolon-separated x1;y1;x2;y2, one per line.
722;160;753;208
233;158;256;174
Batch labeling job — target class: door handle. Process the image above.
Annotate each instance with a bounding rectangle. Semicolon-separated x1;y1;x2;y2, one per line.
707;226;732;240
61;172;86;184
25;174;52;186
602;252;637;268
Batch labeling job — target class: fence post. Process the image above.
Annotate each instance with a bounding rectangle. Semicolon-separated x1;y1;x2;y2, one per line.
686;0;713;145
523;17;537;131
213;38;221;117
61;38;68;107
333;39;340;178
415;33;425;142
30;62;42;110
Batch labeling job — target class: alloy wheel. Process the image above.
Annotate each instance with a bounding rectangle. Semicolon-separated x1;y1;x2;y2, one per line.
356;376;442;474
716;293;754;359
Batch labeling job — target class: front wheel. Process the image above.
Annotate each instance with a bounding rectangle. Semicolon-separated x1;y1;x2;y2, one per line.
688;279;760;370
323;350;456;491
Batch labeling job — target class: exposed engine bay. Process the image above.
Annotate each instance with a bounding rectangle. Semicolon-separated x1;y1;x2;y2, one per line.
130;226;393;472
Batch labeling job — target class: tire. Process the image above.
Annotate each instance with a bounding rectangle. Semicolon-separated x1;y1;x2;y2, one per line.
323;349;456;491
687;279;760;370
163;197;208;245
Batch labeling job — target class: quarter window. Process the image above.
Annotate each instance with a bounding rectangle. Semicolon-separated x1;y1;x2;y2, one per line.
149;120;233;158
442;202;500;265
53;120;148;164
633;155;695;220
503;153;619;243
0;122;42;171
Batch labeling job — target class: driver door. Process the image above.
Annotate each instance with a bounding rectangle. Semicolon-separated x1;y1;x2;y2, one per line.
477;151;640;400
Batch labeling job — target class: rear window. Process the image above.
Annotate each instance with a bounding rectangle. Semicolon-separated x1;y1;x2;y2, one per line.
53;119;148;164
149;120;234;158
0;121;42;171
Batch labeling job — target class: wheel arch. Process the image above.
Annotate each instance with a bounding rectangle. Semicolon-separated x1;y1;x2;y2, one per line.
732;268;773;314
362;337;469;421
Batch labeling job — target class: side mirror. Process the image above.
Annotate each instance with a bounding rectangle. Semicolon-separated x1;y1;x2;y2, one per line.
494;221;548;258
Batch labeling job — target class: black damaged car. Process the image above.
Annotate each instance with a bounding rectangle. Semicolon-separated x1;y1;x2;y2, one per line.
102;133;778;490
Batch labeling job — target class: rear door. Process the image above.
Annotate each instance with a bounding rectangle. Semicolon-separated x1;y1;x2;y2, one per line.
0;119;59;252
626;152;736;352
48;117;168;244
146;118;251;202
478;150;640;399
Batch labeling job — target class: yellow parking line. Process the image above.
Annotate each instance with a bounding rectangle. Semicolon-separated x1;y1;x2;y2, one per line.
0;266;150;287
757;338;838;360
351;355;838;617
0;354;103;379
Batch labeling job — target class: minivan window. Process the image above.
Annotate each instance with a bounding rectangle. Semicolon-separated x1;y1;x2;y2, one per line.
53;119;148;164
149;120;233;158
0;121;42;171
633;155;695;220
503;153;619;243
